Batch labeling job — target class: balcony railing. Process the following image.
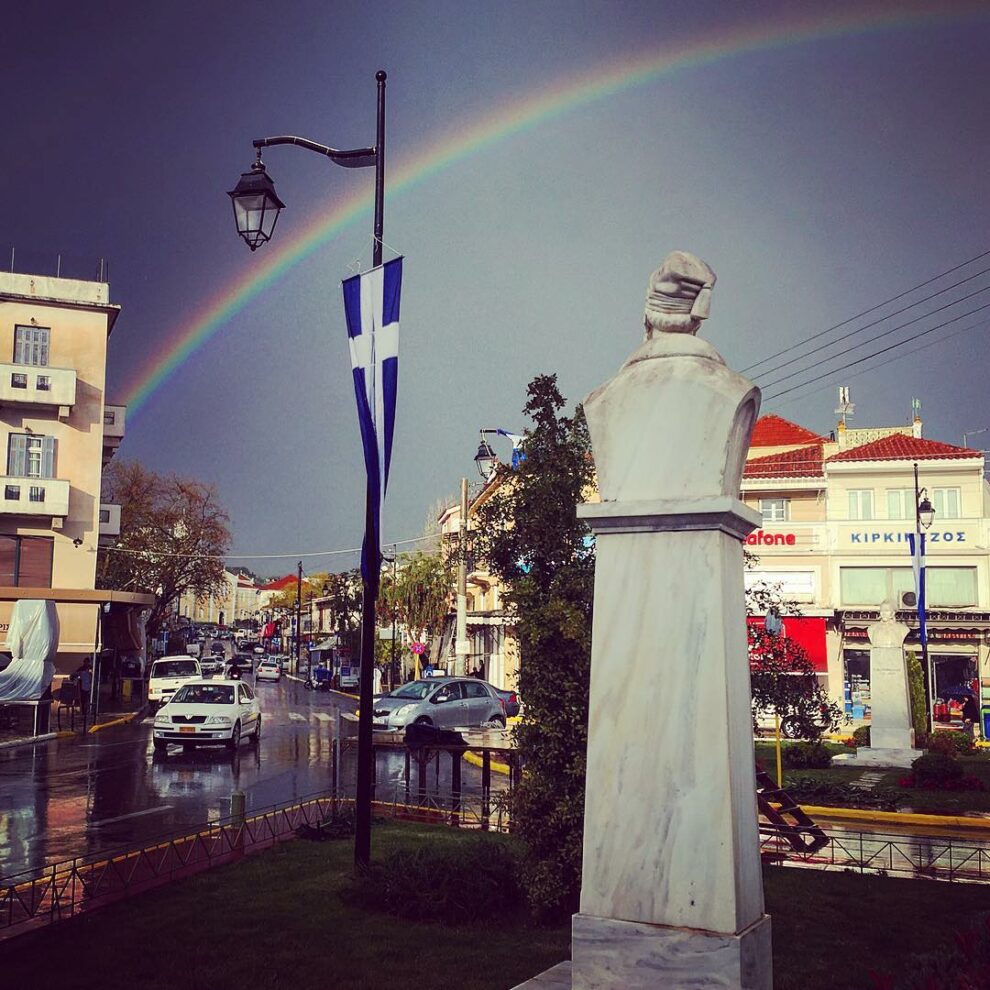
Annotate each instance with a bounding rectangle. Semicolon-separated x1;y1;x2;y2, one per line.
0;477;70;519
0;364;76;416
99;503;121;544
102;404;126;464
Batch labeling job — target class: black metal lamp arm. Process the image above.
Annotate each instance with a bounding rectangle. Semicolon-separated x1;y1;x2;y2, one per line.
252;135;376;169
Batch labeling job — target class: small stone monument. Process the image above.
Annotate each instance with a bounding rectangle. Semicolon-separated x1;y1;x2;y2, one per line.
517;251;770;989
838;601;919;768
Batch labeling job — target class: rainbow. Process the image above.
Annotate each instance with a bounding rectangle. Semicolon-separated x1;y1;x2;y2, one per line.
120;2;986;418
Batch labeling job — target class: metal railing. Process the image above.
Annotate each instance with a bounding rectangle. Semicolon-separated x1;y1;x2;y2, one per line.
761;824;990;882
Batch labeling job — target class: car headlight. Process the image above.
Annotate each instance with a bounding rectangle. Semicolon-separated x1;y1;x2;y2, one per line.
154;715;170;724
206;715;232;724
393;704;417;718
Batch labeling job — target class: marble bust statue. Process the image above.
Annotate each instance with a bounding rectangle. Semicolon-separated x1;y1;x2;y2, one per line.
868;600;909;649
584;250;760;503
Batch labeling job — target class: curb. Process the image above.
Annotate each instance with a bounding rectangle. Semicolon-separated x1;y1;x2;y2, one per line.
463;750;511;775
89;707;146;734
803;804;990;831
286;674;359;701
0;731;59;751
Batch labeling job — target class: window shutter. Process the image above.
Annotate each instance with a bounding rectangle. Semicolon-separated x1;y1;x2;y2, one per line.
7;435;26;477
41;437;56;479
18;537;53;588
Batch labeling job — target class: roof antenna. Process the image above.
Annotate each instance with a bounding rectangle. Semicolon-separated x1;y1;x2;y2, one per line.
835;386;855;429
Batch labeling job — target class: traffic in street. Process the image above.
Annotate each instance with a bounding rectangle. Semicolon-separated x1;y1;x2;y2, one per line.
0;670;497;879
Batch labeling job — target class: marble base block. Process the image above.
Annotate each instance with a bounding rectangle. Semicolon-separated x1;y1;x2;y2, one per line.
834;746;920;769
571;912;772;990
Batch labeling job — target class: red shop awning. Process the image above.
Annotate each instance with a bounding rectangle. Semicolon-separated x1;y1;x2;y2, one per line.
748;615;828;672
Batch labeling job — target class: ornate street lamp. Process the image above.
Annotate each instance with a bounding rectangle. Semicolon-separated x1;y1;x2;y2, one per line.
918;494;935;531
474;438;498;480
227;155;285;251
914;462;936;733
229;70;388;872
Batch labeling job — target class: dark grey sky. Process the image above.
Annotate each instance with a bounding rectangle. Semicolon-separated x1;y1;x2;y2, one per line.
5;1;990;577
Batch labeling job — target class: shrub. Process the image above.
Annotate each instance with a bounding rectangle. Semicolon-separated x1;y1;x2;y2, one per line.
343;837;524;925
911;752;964;787
906;652;930;749
928;729;976;757
852;725;870;748
781;741;832;770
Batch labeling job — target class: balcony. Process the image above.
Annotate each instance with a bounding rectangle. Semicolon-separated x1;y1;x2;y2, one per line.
99;502;121;546
0;477;70;520
102;404;126;464
0;364;76;417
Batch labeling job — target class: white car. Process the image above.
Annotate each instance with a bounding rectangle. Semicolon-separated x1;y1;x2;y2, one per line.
153;679;261;751
148;656;202;709
256;658;281;682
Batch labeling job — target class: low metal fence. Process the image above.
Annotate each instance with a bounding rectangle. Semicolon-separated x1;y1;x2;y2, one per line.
761;824;990;882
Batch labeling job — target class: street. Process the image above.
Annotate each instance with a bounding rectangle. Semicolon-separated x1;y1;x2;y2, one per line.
0;675;494;879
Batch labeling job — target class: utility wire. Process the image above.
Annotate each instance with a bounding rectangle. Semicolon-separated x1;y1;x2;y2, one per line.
751;265;990;381
757;284;990;392
763;300;990;401
741;248;990;374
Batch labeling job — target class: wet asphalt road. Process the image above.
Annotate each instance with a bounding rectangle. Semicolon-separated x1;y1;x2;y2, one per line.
0;676;491;879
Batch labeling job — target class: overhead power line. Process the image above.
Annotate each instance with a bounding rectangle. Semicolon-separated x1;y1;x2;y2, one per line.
763;300;990;402
741;248;990;374
756;283;990;392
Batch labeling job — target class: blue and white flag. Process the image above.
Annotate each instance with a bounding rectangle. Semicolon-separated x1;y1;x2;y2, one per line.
907;532;928;646
342;257;403;584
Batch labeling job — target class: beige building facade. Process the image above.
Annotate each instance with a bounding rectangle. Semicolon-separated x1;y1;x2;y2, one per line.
0;271;131;672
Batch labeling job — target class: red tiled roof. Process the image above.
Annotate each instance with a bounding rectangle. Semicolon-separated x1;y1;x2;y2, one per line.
743;443;824;479
749;415;827;448
261;574;299;591
827;434;979;463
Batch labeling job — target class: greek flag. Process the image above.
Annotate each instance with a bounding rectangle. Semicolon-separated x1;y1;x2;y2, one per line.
342;257;403;584
907;532;928;646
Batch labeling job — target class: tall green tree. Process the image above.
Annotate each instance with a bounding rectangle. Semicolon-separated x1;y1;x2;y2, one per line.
475;373;594;920
97;460;231;637
378;551;454;648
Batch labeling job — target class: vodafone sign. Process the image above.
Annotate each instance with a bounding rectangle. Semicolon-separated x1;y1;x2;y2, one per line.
745;530;796;547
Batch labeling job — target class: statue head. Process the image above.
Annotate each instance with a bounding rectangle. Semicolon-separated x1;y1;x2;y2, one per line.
879;600;895;622
644;250;716;339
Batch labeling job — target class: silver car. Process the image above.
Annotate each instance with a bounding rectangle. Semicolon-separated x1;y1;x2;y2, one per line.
372;677;506;730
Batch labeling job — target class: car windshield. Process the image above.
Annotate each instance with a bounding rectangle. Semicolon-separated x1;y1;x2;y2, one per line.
390;681;437;700
171;684;234;705
153;661;198;678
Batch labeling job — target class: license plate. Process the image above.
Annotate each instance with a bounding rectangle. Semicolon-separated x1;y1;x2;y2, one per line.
179;726;196;734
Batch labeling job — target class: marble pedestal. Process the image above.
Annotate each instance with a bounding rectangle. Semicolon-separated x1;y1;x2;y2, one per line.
571;497;771;990
834;746;920;769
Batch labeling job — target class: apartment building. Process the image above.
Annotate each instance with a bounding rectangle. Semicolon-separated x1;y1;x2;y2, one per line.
0;271;142;672
741;413;990;721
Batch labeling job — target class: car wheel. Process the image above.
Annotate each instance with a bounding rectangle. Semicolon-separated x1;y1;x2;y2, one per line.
780;717;803;740
482;716;506;729
252;716;262;742
227;721;241;750
414;716;433;726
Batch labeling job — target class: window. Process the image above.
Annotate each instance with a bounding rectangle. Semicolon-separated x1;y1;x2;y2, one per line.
7;435;55;478
36;376;50;391
238;683;255;702
435;682;463;701
10;373;26;390
28;486;44;503
13;326;49;367
927;567;977;607
103;410;116;426
848;490;874;520
463;681;489;698
4;485;19;500
932;488;961;519
0;535;54;587
886;489;913;519
99;508;111;523
760;498;789;523
840;567;914;606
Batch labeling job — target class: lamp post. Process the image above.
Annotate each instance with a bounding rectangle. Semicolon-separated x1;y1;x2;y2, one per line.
228;71;387;870
914;461;936;734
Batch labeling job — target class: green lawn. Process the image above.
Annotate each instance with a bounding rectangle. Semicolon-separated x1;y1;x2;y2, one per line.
2;824;989;989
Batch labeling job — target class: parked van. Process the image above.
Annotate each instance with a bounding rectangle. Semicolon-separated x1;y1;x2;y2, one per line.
149;655;202;709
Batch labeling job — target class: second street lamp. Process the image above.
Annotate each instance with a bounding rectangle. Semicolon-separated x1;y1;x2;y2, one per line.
228;70;388;871
914;461;936;734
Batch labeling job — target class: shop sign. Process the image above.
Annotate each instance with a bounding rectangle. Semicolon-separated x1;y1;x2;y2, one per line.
745;531;797;547
848;529;968;545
